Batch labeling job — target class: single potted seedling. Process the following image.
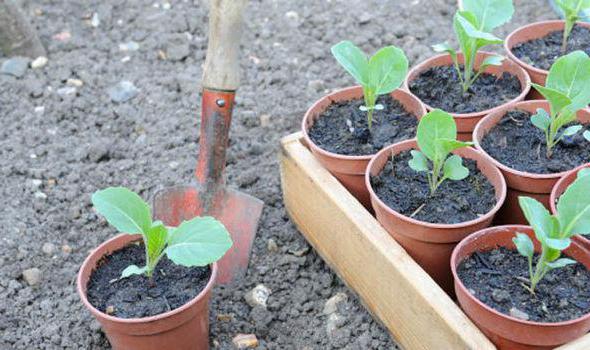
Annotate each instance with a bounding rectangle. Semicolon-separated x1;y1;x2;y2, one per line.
366;109;506;294
506;0;590;93
551;164;590;252
451;174;590;349
474;50;590;225
77;187;232;350
404;0;530;141
302;41;426;208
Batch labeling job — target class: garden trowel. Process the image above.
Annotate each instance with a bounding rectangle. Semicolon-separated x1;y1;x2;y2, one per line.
153;0;263;285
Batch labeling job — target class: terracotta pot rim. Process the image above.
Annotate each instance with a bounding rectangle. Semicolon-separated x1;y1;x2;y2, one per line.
365;139;507;229
550;164;590;213
402;51;531;118
77;233;218;324
301;86;427;161
451;224;590;327
473;100;583;181
505;20;590;78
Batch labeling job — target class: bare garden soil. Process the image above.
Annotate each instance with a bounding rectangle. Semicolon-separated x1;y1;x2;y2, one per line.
512;25;590;71
458;247;590;322
0;0;555;349
480;110;590;174
308;95;417;156
409;65;522;114
87;242;211;319
370;151;496;224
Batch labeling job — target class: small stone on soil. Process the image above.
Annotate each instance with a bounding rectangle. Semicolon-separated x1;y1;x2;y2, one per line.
1;57;30;78
61;244;72;254
509;307;529;321
326;313;347;336
323;292;348;315
105;305;115;315
244;284;271;308
232;333;258;349
31;56;48;69
108;81;139;103
491;289;511;303
42;243;56;255
119;41;140;52
22;268;41;286
267;238;278;252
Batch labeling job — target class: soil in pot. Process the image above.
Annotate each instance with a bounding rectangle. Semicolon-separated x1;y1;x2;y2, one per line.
457;247;590;322
307;95;418;155
408;65;522;114
480;110;590;174
87;242;211;319
511;25;590;71
369;150;496;224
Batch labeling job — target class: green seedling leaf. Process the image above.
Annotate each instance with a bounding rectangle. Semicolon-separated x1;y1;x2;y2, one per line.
562;124;583;136
479;55;504;71
513;232;534;258
462;0;515;31
519;196;557;245
531;84;572;116
554;0;590;51
557;174;590;236
331;41;368;85
332;41;408;130
443;155;469;180
121;265;148;278
584;130;590;142
432;42;457;59
408;150;429;172
530;108;551;131
545;258;577;269
146;221;168;271
410;109;471;195
166;216;233;267
92;187;152;235
368;46;409;95
578;167;590;178
455;13;504;44
546;51;590;112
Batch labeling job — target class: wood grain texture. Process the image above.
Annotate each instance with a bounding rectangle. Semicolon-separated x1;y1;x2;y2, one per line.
280;132;496;350
202;0;247;91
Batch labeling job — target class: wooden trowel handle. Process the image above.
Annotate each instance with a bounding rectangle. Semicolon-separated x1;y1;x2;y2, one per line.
202;0;247;91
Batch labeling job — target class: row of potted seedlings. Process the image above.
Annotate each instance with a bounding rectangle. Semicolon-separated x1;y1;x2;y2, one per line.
303;0;590;348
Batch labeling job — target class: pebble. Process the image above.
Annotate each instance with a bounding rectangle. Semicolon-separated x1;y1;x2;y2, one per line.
22;268;41;286
323;292;348;315
232;334;258;349
285;11;299;21
62;244;72;254
509;307;529;320
34;191;47;200
42;243;56;255
57;87;77;96
53;31;71;42
91;12;100;27
259;114;271;127
105;306;115;315
267;238;279;252
244;284;271;308
326;313;347;336
308;79;325;93
108;81;139;103
358;12;373;24
167;42;190;61
31;56;48;69
1;57;30;78
67;78;83;87
491;289;510;303
34;106;45;114
29;179;43;189
119;41;140;52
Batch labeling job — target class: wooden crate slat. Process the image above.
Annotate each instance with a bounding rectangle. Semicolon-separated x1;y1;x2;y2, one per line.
280;132;495;350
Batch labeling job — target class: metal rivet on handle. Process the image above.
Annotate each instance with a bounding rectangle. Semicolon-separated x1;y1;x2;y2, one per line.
216;99;226;107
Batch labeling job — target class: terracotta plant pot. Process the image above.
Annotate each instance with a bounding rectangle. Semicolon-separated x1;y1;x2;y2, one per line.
302;86;426;209
403;51;531;141
505;20;590;100
451;225;590;349
473;100;590;225
550;164;590;252
77;234;217;350
366;139;506;294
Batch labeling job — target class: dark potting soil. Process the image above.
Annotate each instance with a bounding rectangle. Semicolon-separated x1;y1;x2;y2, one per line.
512;25;590;71
370;150;496;224
307;95;418;155
458;247;590;323
480;110;590;174
408;65;522;114
86;242;211;319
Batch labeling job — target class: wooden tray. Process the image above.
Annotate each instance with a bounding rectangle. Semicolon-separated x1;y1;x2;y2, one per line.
279;132;590;350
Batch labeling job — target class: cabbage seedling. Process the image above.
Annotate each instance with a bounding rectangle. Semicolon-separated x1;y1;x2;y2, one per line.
92;187;232;279
554;0;590;53
408;109;473;195
433;0;514;92
530;51;590;158
331;41;408;130
514;174;590;294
